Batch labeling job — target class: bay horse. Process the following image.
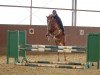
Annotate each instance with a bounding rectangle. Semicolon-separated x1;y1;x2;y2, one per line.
46;14;66;61
46;14;65;46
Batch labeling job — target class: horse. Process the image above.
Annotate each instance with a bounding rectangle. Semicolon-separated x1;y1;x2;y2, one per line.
46;14;65;46
46;14;66;61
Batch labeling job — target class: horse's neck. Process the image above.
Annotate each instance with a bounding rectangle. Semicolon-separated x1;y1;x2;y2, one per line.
53;22;60;30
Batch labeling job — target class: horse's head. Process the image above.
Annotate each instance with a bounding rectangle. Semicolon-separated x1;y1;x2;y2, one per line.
46;14;55;31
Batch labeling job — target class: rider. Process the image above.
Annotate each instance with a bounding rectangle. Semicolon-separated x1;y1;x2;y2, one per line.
52;10;65;34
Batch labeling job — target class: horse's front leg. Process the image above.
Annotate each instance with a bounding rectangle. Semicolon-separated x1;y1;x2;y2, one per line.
46;32;51;41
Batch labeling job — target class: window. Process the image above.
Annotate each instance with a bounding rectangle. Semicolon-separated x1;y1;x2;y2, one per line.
0;0;100;27
77;12;100;27
77;0;100;10
0;7;30;24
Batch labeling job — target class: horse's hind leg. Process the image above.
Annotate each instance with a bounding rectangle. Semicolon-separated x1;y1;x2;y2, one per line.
61;39;66;61
57;52;60;62
60;36;66;61
55;40;60;61
64;52;66;61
